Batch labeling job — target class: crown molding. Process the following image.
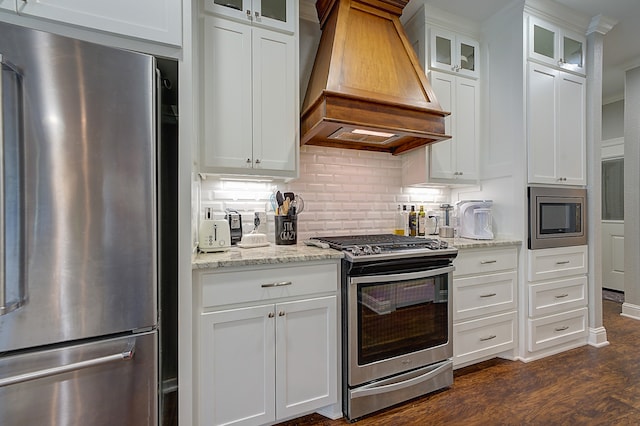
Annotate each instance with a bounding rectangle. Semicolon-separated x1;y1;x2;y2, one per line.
587;14;617;36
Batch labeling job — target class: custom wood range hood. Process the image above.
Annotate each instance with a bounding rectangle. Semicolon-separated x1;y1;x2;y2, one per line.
301;0;451;155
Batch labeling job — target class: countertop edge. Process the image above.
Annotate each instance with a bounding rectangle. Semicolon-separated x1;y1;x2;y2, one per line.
192;243;344;270
446;237;523;250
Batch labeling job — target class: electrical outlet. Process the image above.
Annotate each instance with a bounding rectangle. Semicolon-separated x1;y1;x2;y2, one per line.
203;207;213;220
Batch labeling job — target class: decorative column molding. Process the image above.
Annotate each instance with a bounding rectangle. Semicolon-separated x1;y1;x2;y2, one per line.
587;14;618;36
586;26;609;346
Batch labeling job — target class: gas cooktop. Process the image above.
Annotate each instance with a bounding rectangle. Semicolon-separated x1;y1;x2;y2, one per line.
311;234;457;261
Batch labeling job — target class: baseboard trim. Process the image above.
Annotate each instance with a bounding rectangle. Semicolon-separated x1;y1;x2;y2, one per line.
621;302;640;320
588;326;609;347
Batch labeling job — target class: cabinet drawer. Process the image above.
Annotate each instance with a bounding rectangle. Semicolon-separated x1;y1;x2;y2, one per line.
528;276;587;317
453;311;516;366
454;247;517;276
200;263;338;308
527;246;587;282
453;271;517;321
527;307;588;352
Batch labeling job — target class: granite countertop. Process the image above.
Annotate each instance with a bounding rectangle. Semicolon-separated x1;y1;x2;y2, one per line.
192;242;344;270
444;237;523;250
192;237;522;270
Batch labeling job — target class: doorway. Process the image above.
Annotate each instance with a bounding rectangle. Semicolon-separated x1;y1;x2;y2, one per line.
601;138;624;292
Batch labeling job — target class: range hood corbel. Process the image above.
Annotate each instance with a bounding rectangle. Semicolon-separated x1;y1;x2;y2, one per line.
301;0;451;156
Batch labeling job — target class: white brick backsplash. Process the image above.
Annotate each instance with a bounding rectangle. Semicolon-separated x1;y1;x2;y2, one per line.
196;146;451;241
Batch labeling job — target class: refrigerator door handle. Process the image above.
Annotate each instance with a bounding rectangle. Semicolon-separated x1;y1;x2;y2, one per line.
0;54;26;316
0;342;135;387
0;53;5;314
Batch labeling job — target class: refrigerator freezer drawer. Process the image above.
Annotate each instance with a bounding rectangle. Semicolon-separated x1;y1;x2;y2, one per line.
0;331;157;425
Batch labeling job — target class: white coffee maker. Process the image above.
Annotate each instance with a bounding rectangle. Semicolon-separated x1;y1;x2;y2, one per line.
457;200;494;240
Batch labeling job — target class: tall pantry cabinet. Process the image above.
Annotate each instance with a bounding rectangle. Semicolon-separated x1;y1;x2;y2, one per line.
199;0;298;178
484;0;591;362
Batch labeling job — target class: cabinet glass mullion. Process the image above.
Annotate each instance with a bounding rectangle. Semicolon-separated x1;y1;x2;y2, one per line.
260;0;287;23
563;35;583;67
435;36;452;66
459;42;476;72
533;24;555;60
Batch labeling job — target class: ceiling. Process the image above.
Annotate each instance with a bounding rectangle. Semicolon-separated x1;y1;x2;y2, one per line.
404;0;640;103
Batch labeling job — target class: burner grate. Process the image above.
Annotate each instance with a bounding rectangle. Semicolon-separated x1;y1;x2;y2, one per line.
312;234;446;250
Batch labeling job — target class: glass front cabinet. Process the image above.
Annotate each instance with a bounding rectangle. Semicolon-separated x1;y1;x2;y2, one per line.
430;28;479;79
528;15;585;75
204;0;294;33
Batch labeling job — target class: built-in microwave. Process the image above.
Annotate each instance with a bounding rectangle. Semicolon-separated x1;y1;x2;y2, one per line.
528;186;587;249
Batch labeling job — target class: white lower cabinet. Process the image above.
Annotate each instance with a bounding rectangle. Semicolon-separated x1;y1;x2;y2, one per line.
452;246;518;368
195;262;339;426
524;246;588;360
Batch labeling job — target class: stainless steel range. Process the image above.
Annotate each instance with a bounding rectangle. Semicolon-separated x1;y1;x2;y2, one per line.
311;234;458;420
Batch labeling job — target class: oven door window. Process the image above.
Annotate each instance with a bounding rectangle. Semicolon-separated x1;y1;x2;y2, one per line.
357;275;448;366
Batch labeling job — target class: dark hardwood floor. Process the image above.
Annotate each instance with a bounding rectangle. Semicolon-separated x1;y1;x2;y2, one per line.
279;300;639;425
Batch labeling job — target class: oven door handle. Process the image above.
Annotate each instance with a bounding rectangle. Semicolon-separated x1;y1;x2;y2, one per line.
350;266;454;285
350;360;452;399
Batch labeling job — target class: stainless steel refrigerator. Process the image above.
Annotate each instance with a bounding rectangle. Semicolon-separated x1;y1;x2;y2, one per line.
0;21;163;425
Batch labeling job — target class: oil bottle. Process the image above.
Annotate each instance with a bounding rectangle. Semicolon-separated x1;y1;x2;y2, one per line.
418;205;426;236
409;205;417;236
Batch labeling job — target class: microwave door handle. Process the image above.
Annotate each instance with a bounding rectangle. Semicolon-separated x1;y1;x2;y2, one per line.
0;54;26;316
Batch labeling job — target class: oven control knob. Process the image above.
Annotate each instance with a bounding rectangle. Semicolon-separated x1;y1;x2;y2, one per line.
351;245;363;256
363;245;373;255
372;245;382;254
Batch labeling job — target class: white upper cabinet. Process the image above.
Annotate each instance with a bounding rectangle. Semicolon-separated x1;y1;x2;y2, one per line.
16;0;182;46
0;0;16;12
430;28;479;79
402;71;479;186
527;62;586;185
200;15;297;177
429;71;479;182
528;15;585;75
204;0;294;33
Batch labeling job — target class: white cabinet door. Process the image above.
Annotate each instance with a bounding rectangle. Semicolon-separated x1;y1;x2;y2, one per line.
204;0;295;33
454;77;479;180
18;0;182;46
528;15;585;75
527;62;586;185
202;16;253;170
251;27;296;172
200;305;276;426
0;0;16;12
275;296;337;420
201;16;297;176
429;71;478;182
528;63;557;183
430;73;455;179
430;28;479;78
556;72;586;185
